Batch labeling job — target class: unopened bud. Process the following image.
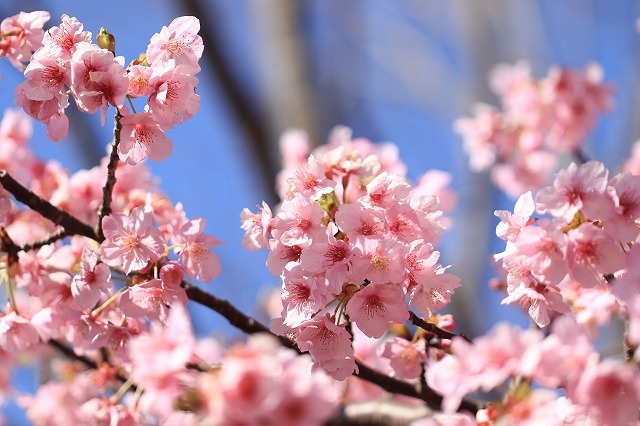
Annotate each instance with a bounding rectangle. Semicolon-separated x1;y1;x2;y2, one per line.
160;261;184;288
97;27;116;54
129;53;150;68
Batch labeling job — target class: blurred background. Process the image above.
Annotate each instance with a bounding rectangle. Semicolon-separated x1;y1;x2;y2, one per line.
1;0;640;422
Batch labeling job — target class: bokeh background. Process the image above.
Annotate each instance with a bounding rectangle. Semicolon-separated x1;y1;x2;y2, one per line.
1;0;640;422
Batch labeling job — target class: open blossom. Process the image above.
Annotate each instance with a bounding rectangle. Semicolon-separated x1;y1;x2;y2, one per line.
126;64;153;97
569;358;640;426
71;245;113;310
39;14;91;60
128;303;195;417
535;161;608;222
69;42;128;121
280;263;332;327
240;201;273;251
0;11;49;70
173;217;221;282
0;312;40;352
99;206;166;274
379;337;427;380
296;315;357;380
565;223;625;288
345;283;409;338
118;111;172;165
146;16;204;68
119;278;188;323
409;264;461;317
287;155;336;201
146;60;200;128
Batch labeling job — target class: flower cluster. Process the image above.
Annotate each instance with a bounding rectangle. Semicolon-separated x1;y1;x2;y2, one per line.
10;12;202;164
242;127;460;379
21;305;343;425
493;160;639;332
455;62;612;197
428;318;640;425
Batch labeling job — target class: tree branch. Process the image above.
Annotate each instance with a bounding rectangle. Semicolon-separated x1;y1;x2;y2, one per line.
409;311;472;343
96;111;123;240
48;339;136;391
182;282;481;414
0;170;99;241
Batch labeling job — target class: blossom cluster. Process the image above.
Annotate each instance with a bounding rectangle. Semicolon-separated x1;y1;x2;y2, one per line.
493;160;640;333
242;126;460;380
428;318;640;425
455;62;612;197
20;305;343;425
8;12;202;166
0;104;222;422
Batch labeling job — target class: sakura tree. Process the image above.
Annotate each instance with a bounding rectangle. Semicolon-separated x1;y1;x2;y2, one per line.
0;8;639;426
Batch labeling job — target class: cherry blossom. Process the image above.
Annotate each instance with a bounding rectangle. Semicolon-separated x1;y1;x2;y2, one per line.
99;206;166;274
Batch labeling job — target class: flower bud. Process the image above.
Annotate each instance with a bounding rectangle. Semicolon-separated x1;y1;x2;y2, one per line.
160;261;184;288
97;27;116;54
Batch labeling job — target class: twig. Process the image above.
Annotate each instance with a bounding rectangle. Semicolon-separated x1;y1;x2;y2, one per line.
48;339;135;391
409;311;472;343
20;228;68;252
182;282;481;414
0;170;99;241
96;111;123;240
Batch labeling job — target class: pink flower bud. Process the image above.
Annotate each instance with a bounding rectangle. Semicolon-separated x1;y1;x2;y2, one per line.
160;261;184;288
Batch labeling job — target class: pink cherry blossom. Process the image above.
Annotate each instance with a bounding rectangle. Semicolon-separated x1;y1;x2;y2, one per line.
349;239;406;285
296;315;357;380
569;358;640;426
299;229;352;294
118;111;172;164
119;278;188;322
501;281;570;327
512;219;568;285
126;64;154;97
39;14;91;60
99;206;166;274
535;161;608;222
240;201;273;251
565;223;625;288
287;155;336;201
69;42;128;121
345;283;409;338
271;196;327;246
160;261;184;288
0;311;40;352
362;172;411;208
173;217;221;282
146;16;204;68
378;337;427;380
0;11;50;70
128;303;195;418
71;245;113;310
495;191;535;242
409;265;461;317
14;84;70;142
601;172;640;241
146;60;200;128
280;263;331;327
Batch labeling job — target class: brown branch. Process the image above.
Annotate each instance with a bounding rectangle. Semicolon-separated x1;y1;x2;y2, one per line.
326;400;431;426
409;311;472;343
20;228;68;252
48;339;135;391
96;111;123;240
182;282;480;414
0;170;99;241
